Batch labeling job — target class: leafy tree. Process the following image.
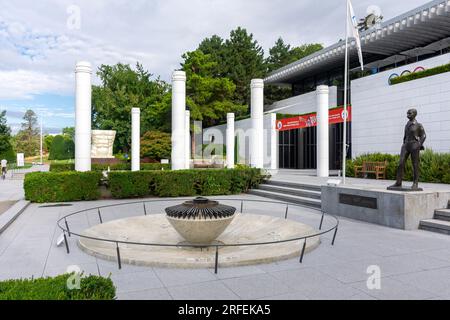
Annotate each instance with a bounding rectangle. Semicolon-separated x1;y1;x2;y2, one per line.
140;130;171;161
181;50;246;126
62;127;75;140
15;109;39;157
0;110;14;161
92;63;170;153
48;135;74;160
44;135;54;152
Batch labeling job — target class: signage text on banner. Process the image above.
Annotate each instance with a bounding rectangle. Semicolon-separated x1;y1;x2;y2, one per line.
276;106;352;131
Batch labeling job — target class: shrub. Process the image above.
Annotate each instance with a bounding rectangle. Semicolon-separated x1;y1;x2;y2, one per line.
390;62;450;85
49;162;170;172
49;163;75;172
109;168;263;198
140;130;171;161
347;149;450;183
24;171;102;203
49;135;74;160
0;147;16;163
0;274;115;300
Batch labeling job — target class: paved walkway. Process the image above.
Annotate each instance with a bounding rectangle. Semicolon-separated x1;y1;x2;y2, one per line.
268;169;450;191
0;165;48;201
1;194;450;300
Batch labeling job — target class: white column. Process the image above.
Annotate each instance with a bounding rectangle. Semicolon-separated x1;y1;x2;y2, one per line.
226;113;235;169
270;113;278;170
185;110;190;169
250;79;264;169
131;108;140;171
171;71;186;170
75;61;92;172
316;85;329;177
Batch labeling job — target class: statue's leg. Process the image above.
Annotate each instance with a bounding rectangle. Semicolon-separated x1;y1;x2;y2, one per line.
395;145;409;186
411;144;420;188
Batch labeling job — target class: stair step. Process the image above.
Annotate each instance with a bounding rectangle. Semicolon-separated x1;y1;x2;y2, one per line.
263;180;322;192
434;209;450;221
258;184;321;200
248;189;321;209
419;219;450;235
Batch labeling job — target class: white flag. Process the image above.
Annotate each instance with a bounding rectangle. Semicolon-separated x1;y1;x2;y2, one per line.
348;0;364;70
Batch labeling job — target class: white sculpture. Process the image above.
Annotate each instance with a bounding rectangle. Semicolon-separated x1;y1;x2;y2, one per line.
91;130;116;158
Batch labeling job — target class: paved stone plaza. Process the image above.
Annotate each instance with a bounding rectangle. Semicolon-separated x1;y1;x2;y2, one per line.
1;192;450;300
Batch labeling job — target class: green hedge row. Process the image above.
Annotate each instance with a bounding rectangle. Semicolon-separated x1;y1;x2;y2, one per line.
49;162;170;172
24;171;102;203
108;168;264;198
0;274;115;300
24;168;264;202
390;62;450;85
346;149;450;183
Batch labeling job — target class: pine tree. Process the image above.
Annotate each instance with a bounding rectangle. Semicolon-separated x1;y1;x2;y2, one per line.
15;109;39;157
222;27;265;106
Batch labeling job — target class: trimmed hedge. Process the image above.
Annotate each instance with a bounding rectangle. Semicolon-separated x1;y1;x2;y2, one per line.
49;162;170;172
0;274;115;300
346;149;450;184
108;168;264;198
24;171;102;203
49;163;75;172
390;62;450;85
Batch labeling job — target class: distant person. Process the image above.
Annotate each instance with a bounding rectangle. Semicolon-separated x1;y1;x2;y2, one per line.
1;159;7;180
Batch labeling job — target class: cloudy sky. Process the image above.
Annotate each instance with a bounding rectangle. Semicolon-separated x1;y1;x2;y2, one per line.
0;0;426;133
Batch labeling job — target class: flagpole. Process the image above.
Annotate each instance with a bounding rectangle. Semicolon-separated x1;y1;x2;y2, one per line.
342;0;349;184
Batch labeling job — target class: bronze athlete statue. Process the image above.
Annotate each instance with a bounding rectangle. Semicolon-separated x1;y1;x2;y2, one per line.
388;108;426;191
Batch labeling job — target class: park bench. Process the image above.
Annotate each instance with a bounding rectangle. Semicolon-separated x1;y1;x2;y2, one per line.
354;161;387;180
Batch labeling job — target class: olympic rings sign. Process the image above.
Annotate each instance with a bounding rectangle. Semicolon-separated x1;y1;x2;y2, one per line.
388;66;425;85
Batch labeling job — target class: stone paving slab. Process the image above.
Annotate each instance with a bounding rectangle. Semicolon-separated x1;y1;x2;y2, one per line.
0;200;29;234
1;195;450;300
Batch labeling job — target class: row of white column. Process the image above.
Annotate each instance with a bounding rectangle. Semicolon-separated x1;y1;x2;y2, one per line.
75;61;141;172
75;62;328;176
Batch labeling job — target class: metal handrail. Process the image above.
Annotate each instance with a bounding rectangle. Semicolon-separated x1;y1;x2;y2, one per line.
56;198;339;273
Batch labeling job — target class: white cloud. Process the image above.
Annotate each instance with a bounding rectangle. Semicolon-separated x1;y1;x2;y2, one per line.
0;69;71;99
0;0;428;100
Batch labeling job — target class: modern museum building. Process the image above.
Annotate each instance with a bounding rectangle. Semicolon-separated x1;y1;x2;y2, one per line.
203;0;450;173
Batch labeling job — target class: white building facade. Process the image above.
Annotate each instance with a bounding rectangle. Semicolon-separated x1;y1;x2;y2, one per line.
203;0;450;173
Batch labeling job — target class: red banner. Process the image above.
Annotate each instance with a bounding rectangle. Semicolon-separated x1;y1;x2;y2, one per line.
276;106;351;131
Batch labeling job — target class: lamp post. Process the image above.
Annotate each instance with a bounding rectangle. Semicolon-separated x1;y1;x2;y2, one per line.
40;115;43;165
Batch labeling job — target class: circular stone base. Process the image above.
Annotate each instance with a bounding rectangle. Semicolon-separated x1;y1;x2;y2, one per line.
78;213;320;268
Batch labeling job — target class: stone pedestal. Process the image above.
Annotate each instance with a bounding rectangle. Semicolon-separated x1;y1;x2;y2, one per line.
91;130;116;158
387;185;423;192
321;184;450;230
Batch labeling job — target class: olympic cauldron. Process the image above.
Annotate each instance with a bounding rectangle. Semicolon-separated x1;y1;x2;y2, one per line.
165;197;236;244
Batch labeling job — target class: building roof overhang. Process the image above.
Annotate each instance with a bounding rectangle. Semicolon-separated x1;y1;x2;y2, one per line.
265;0;450;85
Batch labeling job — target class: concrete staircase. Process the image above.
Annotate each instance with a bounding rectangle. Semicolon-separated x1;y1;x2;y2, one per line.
419;201;450;235
248;180;322;209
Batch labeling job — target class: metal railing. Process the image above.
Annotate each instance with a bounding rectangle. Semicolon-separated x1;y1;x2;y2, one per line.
57;198;339;274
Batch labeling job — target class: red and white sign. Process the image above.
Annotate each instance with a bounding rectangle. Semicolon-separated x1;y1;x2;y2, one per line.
276;106;352;131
